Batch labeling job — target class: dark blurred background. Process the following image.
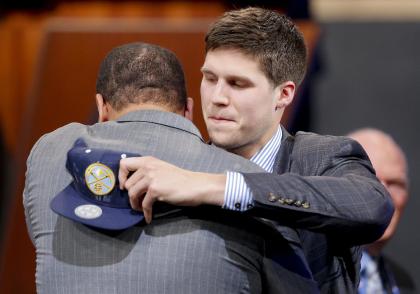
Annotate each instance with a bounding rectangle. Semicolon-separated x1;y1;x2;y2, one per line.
0;0;418;293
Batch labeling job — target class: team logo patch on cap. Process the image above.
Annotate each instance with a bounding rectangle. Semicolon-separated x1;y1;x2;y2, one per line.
50;139;144;230
85;162;116;196
74;204;103;219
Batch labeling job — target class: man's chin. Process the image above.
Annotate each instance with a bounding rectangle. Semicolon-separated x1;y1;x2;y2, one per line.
209;136;237;150
211;139;233;149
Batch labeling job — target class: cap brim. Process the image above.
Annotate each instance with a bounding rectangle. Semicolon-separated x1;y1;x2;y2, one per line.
51;184;144;230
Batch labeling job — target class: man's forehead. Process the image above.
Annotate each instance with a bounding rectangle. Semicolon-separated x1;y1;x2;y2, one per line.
204;48;257;65
202;49;265;78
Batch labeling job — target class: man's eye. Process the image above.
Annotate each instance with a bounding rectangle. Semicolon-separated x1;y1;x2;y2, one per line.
204;75;217;83
230;80;246;88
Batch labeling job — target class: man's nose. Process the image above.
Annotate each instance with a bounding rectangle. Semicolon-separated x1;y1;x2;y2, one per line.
211;81;229;105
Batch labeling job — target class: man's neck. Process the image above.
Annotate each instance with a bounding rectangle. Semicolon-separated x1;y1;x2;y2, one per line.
229;126;281;159
111;104;182;121
228;145;261;160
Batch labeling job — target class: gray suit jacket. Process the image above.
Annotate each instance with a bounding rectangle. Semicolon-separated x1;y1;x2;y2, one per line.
24;111;318;294
242;128;394;293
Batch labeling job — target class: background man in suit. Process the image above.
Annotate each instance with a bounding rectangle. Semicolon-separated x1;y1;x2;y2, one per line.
24;42;320;293
348;128;414;294
119;7;394;293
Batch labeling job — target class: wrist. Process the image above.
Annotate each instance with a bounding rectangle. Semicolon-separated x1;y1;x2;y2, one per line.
193;172;226;207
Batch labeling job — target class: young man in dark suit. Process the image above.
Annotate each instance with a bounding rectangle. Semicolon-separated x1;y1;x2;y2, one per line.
120;7;394;293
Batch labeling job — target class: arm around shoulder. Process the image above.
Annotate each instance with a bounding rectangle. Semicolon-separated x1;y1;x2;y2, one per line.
242;134;394;245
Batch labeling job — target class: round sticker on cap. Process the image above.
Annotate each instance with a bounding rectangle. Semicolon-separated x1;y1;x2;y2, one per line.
85;162;116;196
74;204;103;219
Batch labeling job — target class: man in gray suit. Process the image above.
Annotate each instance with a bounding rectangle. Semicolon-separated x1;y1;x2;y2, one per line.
119;8;394;293
24;42;319;293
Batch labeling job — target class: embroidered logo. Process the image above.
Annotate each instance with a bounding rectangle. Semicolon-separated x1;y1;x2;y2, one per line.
85;162;115;196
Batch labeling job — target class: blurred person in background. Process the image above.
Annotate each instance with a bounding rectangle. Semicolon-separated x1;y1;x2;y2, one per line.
348;128;414;294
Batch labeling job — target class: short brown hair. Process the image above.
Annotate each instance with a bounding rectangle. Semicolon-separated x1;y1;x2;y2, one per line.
205;7;307;86
96;42;187;112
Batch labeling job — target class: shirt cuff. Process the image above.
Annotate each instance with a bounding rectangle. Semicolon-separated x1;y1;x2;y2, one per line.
223;171;254;211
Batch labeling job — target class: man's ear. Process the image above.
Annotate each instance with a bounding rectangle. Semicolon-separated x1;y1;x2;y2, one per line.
275;81;296;110
184;97;194;121
96;93;110;122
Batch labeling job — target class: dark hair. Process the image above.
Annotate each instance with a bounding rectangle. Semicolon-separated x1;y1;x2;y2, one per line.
96;42;187;111
205;7;307;86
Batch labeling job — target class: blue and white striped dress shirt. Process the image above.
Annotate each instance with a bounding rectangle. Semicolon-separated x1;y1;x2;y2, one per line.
223;126;282;211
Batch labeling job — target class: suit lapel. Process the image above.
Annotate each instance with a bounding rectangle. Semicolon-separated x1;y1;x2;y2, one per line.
273;126;295;174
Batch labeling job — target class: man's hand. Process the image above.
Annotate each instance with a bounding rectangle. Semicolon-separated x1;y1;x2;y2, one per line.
118;156;226;223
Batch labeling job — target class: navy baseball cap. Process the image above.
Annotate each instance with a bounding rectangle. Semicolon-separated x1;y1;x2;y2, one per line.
50;138;144;230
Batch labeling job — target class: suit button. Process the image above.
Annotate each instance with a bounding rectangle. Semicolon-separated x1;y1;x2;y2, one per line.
246;203;254;209
268;193;278;202
234;203;241;210
278;198;285;204
294;200;302;207
285;198;294;205
302;201;310;209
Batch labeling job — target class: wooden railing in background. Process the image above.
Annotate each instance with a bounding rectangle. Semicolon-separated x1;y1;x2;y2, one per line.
0;2;318;293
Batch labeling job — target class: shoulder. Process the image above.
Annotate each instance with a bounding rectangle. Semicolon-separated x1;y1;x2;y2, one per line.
200;143;264;173
294;131;353;148
383;255;417;291
293;131;366;157
31;122;86;147
28;123;87;163
290;131;369;173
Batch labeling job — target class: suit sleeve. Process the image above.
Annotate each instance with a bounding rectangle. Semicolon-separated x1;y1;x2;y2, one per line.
23;133;49;246
242;135;394;245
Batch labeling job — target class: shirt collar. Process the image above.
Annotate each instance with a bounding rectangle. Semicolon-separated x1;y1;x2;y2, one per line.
250;126;282;172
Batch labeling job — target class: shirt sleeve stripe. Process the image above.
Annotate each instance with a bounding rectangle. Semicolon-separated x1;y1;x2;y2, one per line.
224;172;253;211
